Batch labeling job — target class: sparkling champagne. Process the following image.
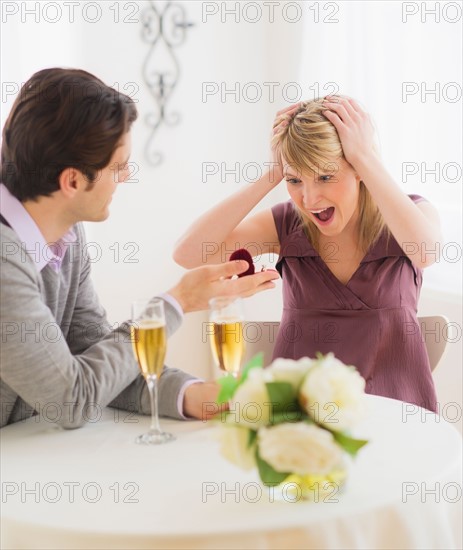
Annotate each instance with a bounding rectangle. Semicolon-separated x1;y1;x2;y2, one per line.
131;321;166;379
211;320;245;374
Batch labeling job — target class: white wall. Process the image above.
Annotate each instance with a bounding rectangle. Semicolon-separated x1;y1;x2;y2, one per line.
0;0;303;377
76;1;304;377
1;1;461;424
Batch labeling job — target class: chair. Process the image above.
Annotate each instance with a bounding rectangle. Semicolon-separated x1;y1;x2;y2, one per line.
418;315;449;372
243;316;449;372
243;321;280;367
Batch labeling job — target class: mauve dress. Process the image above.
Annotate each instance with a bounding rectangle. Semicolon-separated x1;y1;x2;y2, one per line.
271;195;437;412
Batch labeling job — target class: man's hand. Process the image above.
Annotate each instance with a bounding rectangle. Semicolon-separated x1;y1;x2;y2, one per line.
167;260;279;313
183;381;229;420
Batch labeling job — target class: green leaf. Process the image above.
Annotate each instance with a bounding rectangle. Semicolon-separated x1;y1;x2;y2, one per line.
265;382;297;412
216;354;265;406
331;431;369;456
216;375;239;405
239;353;264;384
247;429;257;449
269;409;307;425
255;448;290;487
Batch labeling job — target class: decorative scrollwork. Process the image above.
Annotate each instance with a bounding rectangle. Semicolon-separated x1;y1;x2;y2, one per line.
141;1;194;166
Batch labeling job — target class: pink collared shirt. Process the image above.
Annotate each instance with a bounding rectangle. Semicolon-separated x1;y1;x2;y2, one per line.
0;184;76;273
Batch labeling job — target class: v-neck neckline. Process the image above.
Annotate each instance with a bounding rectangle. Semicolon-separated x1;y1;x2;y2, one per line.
277;217;406;287
311;233;368;288
317;256;364;288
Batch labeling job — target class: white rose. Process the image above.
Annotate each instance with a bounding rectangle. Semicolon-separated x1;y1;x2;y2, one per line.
219;425;255;471
300;353;366;431
267;357;315;391
258;422;343;475
230;369;271;429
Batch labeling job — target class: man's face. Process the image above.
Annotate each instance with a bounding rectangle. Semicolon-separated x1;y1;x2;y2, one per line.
76;131;132;222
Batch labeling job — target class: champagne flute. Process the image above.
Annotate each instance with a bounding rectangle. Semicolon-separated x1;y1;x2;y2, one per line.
209;296;245;378
131;299;175;445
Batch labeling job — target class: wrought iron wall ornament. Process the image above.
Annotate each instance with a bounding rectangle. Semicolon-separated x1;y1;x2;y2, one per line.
141;1;194;166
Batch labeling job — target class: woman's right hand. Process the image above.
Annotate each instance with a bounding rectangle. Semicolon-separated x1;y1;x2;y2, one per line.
270;102;304;183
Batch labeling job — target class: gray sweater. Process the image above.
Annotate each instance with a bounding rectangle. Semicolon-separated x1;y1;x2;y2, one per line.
0;221;196;428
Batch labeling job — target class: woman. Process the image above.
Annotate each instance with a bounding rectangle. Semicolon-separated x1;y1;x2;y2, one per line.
174;97;442;411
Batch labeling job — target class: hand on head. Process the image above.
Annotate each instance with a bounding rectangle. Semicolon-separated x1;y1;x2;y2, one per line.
272;102;304;135
270;102;304;183
320;95;376;169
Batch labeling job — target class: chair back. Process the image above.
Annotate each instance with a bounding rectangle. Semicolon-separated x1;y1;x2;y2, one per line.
418;315;449;372
243;321;280;366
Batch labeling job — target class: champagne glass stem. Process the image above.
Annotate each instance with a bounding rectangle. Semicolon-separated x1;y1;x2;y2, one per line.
146;375;161;434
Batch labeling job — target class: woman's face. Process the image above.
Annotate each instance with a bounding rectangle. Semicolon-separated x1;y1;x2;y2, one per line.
283;156;361;239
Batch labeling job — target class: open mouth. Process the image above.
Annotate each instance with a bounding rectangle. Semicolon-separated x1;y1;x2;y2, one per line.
311;206;335;224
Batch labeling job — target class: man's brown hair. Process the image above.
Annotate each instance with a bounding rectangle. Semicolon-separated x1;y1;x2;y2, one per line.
1;68;138;201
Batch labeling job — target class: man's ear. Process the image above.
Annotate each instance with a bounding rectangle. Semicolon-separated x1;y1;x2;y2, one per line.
58;167;84;198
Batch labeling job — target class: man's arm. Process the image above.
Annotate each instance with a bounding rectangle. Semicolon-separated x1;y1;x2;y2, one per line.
0;253;135;428
0;225;191;428
64;226;195;420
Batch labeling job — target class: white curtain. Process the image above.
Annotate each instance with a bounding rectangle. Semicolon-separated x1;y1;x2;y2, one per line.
297;0;462;294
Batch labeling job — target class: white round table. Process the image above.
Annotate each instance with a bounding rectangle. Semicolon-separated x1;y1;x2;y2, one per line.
1;395;461;549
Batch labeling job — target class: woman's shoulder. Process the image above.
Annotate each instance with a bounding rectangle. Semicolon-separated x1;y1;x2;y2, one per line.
361;194;429;264
271;200;303;241
272;201;318;259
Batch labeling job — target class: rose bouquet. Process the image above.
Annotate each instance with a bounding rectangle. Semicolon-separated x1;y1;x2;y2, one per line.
216;353;369;500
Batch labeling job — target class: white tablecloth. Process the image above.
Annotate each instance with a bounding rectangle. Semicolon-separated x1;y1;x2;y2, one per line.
1;395;461;550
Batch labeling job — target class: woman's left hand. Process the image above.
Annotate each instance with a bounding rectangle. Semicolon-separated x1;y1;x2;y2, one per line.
322;96;377;170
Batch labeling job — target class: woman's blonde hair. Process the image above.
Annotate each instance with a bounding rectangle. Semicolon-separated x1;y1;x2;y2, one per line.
272;98;388;254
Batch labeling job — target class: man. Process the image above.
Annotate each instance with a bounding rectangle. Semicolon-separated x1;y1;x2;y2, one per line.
0;68;279;429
